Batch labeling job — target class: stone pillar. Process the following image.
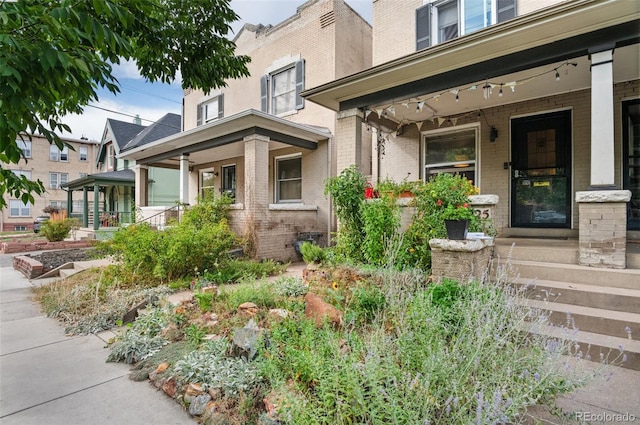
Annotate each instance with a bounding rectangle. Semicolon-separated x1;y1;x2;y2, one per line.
244;135;270;257
589;48;615;188
134;165;148;207
336;108;363;174
469;194;499;231
576;190;631;268
179;154;190;204
429;238;495;283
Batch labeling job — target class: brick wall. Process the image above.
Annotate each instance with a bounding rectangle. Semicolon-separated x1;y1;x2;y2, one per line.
430;239;494;283
13;255;44;279
578;200;628;268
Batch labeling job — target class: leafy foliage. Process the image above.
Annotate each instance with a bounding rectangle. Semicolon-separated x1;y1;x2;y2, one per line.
0;0;250;207
40;218;72;242
299;241;326;265
324;165;367;261
360;198;400;266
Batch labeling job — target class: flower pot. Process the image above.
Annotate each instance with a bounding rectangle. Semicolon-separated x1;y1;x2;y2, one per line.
445;219;469;240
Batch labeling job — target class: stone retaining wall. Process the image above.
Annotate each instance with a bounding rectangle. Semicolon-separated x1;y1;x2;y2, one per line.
429;238;495;283
0;240;93;254
13;255;44;279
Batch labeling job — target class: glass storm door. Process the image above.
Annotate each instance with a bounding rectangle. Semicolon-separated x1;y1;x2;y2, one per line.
623;99;640;230
511;110;572;227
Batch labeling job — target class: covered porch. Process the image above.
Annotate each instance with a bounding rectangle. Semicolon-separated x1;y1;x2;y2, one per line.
304;0;639;268
119;109;332;261
62;169;135;232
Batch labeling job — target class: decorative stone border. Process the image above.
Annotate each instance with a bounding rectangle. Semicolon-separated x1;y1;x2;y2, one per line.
0;240;93;254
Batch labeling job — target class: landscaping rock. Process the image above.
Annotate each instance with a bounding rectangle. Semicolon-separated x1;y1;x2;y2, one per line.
232;319;262;360
185;382;205;397
203;412;230;425
122;300;148;325
237;302;259;316
156;362;169;374
189;394;212;416
202;401;219;423
208;387;223;400
160;323;183;342
269;308;289;319
304;292;343;328
161;377;178;398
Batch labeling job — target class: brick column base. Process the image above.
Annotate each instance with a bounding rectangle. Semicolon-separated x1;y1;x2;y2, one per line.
429;238;494;283
576;190;631;269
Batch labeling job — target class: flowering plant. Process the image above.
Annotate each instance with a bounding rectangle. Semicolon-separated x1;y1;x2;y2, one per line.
442;203;474;221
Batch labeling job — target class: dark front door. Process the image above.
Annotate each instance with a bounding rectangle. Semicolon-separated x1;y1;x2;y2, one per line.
623;99;640;230
511;110;572;228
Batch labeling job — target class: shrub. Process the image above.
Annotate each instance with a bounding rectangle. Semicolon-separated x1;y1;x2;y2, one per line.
107;307;172;363
273;276;308;297
360;198;400;266
299;241;326;265
40;218;72;241
180;191;233;228
324;165;367;262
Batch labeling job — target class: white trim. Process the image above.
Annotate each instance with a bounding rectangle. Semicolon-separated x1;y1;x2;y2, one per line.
274;153;303;204
274;152;302;161
421;123;480;186
264;54;301;75
269;204;317;211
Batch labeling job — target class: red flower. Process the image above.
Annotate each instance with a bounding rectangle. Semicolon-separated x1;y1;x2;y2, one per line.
436;199;443;206
463;203;469;208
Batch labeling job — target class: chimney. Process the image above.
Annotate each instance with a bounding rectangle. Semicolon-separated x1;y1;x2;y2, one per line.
133;114;142;125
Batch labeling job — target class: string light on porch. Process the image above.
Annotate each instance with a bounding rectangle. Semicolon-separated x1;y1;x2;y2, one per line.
365;60;579;124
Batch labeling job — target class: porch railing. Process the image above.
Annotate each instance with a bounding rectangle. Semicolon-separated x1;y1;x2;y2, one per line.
136;205;183;229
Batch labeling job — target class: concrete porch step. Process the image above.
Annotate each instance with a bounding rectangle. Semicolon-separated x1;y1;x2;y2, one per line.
494;240;578;265
515;278;640;314
506;259;640;289
527;322;640;371
526;298;640;339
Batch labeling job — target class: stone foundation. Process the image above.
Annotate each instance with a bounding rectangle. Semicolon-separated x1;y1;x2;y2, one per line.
429;238;494;283
576;190;631;269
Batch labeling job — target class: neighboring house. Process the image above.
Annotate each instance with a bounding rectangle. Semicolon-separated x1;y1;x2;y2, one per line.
0;134;99;232
63;113;182;230
305;0;640;269
120;0;372;261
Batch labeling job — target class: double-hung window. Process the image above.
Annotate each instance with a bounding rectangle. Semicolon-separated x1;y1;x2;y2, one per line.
79;146;88;161
17;140;32;158
10;200;31;217
50;172;68;189
416;0;516;50
275;155;302;203
196;94;224;126
12;170;31;179
201;170;216;198
260;61;305;115
50;145;69;161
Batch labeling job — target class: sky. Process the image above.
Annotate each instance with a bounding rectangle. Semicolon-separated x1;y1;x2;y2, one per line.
61;0;373;142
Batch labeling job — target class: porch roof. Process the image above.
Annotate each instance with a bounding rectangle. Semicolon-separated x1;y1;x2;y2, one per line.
302;0;639;113
118;109;331;168
63;169;135;191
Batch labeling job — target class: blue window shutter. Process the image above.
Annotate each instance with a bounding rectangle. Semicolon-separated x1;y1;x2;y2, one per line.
295;60;305;110
416;4;432;51
260;75;269;112
218;94;224;119
196;102;203;126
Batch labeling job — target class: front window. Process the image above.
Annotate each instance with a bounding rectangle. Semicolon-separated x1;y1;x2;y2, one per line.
221;165;236;201
49;172;68;189
107;145;115;169
17;140;31;158
10;200;31;217
197;95;224;126
272;67;296;115
416;0;515;50
79;146;88;161
276;155;302;203
424;127;477;184
12;170;31;179
201;170;216;198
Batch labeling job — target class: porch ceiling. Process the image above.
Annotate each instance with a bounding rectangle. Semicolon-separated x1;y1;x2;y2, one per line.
303;0;639;119
119;109;331;168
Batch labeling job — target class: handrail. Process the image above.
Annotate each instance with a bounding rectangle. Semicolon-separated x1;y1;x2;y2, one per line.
135;204;183;228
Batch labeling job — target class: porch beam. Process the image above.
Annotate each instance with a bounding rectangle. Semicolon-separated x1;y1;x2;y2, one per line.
83;187;88;228
137;127;318;166
338;20;639;111
93;184;99;231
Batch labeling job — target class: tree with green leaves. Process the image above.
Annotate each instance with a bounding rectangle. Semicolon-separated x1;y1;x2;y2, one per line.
0;0;251;207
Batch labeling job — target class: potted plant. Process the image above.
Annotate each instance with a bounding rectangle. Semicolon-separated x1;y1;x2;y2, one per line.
442;203;474;240
427;173;479;240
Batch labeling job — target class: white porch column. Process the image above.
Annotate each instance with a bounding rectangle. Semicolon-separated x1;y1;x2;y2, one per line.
134;164;148;207
179;154;190;204
589;48;615;188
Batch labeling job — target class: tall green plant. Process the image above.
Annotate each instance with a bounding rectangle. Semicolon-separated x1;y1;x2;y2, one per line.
360;198;400;266
324;165;367;262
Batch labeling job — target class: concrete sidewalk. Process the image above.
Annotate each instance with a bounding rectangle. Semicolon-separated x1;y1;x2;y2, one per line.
0;259;193;425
